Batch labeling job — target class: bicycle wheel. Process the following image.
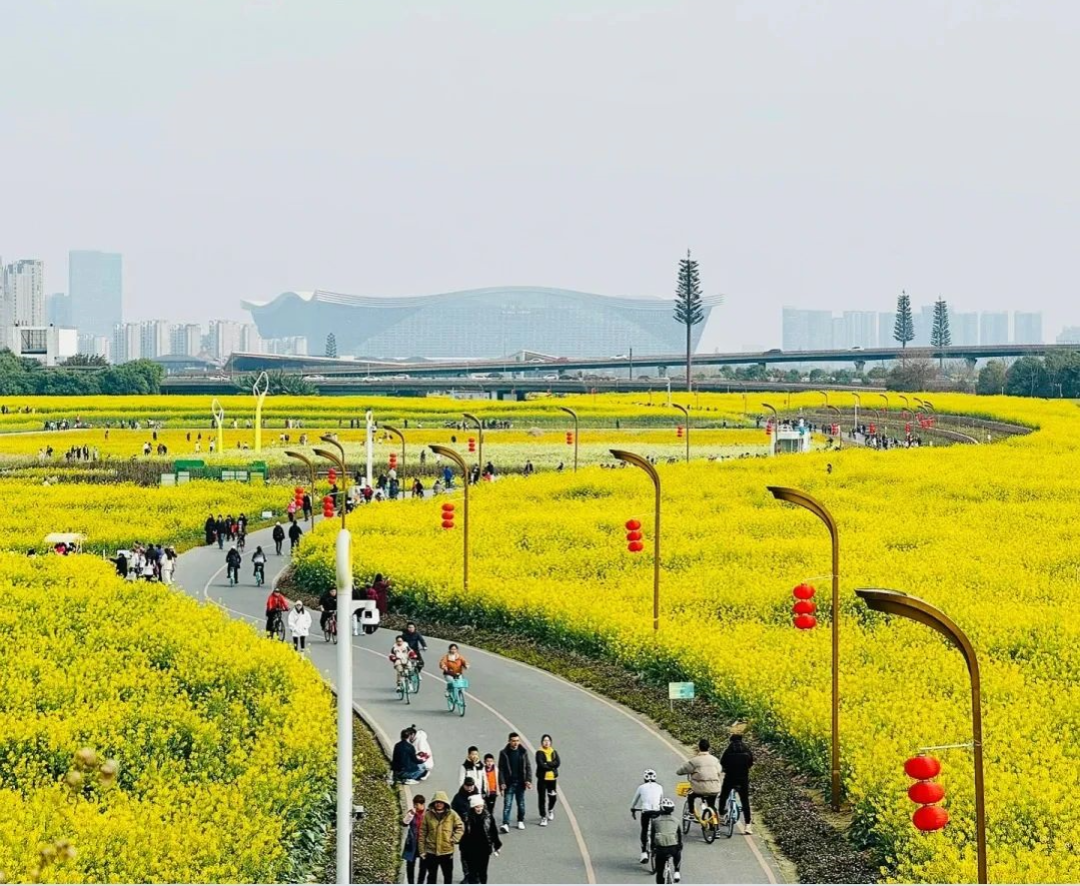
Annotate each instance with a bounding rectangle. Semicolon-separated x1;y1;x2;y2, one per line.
725;798;738;838
445;684;456;713
702;808;718;844
402;676;411;705
663;857;675;884
275;618;285;642
680;800;692;835
408;670;421;695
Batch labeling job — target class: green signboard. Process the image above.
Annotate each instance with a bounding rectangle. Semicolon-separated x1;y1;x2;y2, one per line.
668;682;695;700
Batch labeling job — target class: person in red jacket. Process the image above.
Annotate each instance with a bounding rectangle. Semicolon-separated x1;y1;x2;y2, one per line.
265;589;290;638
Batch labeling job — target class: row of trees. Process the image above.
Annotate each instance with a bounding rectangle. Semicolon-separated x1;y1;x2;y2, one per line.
893;290;952;357
976;353;1080;398
0;350;165;395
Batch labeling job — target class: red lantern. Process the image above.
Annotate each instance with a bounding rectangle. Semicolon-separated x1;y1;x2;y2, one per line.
628;540;644;553
904;755;941;780
793;583;816;600
912;804;949;832
765;421;772;437
566;431;574;445
626;530;643;542
831;423;839;436
793;600;816;615
676;425;684;438
905;422;912;435
625;519;641;531
441;519;454;530
328;468;337;484
441;502;455;513
294;486;303;496
869;423;877;435
389;452;398;466
468;438;476;453
794;614;817;630
908;781;945;805
322;494;335;518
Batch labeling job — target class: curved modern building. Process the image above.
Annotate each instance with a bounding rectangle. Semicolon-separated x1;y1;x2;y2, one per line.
242;286;720;359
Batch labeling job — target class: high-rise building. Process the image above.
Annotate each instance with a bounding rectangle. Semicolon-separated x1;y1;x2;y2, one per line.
77;333;111;362
48;292;72;327
240;323;262;354
781;308;835;350
170;323;202;357
830;316;847;350
1013;311;1043;344
70;251;122;338
980;312;1009;345
912;304;936;346
139;320;171;358
111;322;141;363
842;311;877;348
265;336;309;356
950;312;979;346
208;320;244;361
2;259;45;326
878;312;897;347
1057;327;1080;344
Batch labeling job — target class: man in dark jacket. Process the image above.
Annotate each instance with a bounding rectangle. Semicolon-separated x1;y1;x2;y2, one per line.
460;794;502;884
288;521;302;551
497;732;532;832
719;725;755;834
392;727;428;785
272;522;286;555
204;514;216;545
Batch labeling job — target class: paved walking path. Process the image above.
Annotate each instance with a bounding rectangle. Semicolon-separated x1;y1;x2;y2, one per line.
177;523;786;885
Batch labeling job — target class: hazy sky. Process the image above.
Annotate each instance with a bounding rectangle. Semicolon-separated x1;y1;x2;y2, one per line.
4;0;1079;350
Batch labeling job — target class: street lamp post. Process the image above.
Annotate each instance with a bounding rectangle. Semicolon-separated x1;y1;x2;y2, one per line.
430;445;469;590
334;526;353;886
855;588;987;885
766;486;842;812
285;450;317;528
252;371;269;454
673;404;690;462
852;393;861;433
827;404;843;449
557;406;579;472
611;449;661;632
761;402;778;457
462;412;483;476
365;410;374;488
384;424;406;477
211;398;225;455
816;389;829;409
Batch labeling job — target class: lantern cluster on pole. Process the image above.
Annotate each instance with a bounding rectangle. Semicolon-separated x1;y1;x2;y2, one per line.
565;431;574;446
328;467;337;485
322;494;335;519
290;485;303;515
830;423;839;436
869;422;877;435
441;501;456;530
792;583;817;629
468;438;476;453
389;451;398;471
905;422;913;435
676;425;684;439
625;519;643;553
765;421;773;437
905;754;948;832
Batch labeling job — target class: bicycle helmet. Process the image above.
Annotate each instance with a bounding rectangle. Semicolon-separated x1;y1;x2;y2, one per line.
643;769;657;782
659;798;676;813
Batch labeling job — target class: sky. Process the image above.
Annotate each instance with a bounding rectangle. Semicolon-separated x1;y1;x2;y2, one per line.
3;0;1080;351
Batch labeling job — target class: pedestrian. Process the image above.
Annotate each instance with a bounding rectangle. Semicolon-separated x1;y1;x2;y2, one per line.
215;514;226;549
497;732;532;832
459;746;484;786
204;513;216;545
392;727;428;785
272;521;285;555
460;793;502;884
718;723;755;834
371;573;391;615
419;791;463;884
302;492;312;521
288;600;311;652
535;733;560;825
402;795;429;884
160;548;175;585
288;521;302;552
480;754;499;814
413;727;434;774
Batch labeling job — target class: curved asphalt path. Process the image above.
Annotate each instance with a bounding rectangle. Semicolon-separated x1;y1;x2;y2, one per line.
177;522;785;885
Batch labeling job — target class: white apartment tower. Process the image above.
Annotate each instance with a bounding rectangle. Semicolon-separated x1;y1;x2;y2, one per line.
2;259;45;326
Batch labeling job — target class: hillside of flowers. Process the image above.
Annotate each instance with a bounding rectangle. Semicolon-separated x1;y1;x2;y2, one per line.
0;553;335;884
291;393;1078;883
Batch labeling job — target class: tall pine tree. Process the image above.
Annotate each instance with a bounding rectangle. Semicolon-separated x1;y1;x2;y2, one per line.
325;333;337;358
931;298;951;368
893;290;915;350
673;250;704;392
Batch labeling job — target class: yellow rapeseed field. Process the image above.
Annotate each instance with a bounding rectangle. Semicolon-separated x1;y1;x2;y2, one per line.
292;392;1080;883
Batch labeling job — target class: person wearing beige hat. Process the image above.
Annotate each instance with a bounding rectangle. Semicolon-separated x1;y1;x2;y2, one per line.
719;723;755;834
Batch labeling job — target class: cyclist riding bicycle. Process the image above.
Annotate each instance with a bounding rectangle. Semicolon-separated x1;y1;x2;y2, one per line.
651;798;683;883
719;724;755;835
630;769;664;864
389;636;418;688
676;738;723;821
438;643;469;696
225;544;241;585
318;587;338;634
251;546;267;584
265;588;290;638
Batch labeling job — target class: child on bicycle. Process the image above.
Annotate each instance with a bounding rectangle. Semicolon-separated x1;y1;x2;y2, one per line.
251;546;267;585
651;797;682;883
630;769;664;864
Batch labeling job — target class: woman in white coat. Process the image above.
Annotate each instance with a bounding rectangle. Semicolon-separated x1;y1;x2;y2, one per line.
288;600;312;652
412;727;434;773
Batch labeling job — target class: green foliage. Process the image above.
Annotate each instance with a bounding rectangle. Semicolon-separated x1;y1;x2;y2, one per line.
325;333;338;359
893;290;915;347
0;350;162;396
235;370;317;396
930;298;951;350
886;358;936;391
976;359;1008;395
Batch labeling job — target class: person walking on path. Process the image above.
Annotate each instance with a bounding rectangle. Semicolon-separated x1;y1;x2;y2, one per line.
204;514;216;545
287;599;311;652
288;520;302;552
719;723;755;834
451;778;481;882
459;746;484;786
420;791;463;884
460;793;502;884
497;732;532;833
480;754;499;814
676;737;724;820
402;794;429;884
535;733;561;826
272;521;285;555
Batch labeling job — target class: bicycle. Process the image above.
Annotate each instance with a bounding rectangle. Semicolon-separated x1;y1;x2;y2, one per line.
676;782;719;844
323;610;338;644
723;786;742;839
407;659;421;696
268;610;286;642
645;816;657;874
445;675;467;716
395;664;413;705
254;565;265;586
237;535;246;553
227;565;239;586
661;853;676;884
